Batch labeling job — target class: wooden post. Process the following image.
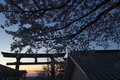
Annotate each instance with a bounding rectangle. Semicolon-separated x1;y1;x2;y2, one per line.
51;57;55;80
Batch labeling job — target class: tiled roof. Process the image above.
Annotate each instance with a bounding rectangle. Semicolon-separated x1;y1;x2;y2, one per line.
70;50;120;80
0;64;25;75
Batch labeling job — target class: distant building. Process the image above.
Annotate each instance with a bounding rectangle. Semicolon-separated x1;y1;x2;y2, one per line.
0;64;27;80
64;50;120;80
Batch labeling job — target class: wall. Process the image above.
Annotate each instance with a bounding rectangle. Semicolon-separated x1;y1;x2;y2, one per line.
71;66;89;80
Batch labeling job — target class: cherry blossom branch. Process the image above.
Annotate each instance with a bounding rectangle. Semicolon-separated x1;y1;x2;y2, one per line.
35;1;120;41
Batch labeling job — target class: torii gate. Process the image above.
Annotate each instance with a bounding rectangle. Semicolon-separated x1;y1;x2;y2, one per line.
1;52;66;80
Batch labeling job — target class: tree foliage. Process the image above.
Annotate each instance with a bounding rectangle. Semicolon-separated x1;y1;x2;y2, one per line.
0;0;120;52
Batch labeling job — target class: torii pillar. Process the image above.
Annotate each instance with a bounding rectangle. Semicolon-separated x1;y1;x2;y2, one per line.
15;55;21;70
51;57;55;80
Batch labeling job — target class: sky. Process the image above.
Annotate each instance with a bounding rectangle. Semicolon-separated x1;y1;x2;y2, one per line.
0;2;48;76
0;13;48;76
0;28;48;77
0;0;119;77
0;25;48;76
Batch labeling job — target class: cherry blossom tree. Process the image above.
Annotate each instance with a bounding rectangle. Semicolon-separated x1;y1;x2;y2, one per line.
0;0;120;52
